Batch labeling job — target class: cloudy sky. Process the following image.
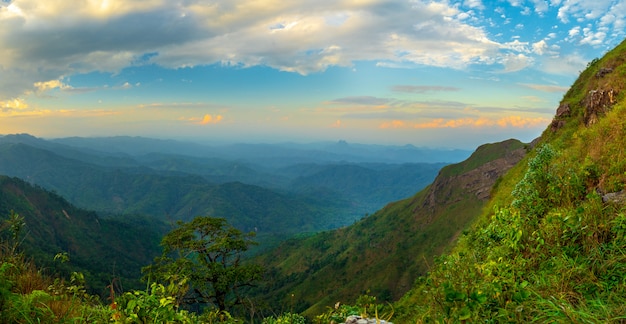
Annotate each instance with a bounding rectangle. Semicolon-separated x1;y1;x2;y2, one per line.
1;0;624;148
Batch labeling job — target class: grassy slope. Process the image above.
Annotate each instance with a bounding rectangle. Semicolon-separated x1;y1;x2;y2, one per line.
252;139;526;317
395;38;626;322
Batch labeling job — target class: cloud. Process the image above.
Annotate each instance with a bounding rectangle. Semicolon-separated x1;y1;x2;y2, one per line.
540;53;588;75
0;0;512;100
379;120;408;129
402;116;550;129
330;119;342;128
519;83;569;92
391;85;460;93
532;40;548;55
1;98;29;111
500;53;533;73
464;0;485;10
188;114;223;125
33;79;72;93
327;96;391;106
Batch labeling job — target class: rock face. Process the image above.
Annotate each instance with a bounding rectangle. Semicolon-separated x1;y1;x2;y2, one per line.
550;102;571;131
584;88;618;126
421;139;527;212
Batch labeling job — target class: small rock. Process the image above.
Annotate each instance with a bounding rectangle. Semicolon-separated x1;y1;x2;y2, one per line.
345;315;393;324
596;67;613;78
602;190;626;204
555;103;570;117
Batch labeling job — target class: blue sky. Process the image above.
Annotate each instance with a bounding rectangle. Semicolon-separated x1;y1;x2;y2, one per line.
1;0;625;148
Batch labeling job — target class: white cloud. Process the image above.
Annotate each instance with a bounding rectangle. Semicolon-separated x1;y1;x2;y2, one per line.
0;0;621;102
0;0;512;101
530;0;549;14
568;26;581;38
501;53;533;72
556;0;619;25
541;53;588;75
464;0;485;10
580;27;606;46
532;40;548;55
502;39;529;52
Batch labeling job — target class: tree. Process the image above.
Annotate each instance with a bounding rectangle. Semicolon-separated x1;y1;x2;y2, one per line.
143;216;264;312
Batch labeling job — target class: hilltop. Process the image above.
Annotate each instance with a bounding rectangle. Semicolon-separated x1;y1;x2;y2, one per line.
394;38;626;322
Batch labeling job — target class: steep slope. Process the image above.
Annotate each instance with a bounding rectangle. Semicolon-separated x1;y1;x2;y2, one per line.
0;176;164;295
395;39;626;322
252;139;527;316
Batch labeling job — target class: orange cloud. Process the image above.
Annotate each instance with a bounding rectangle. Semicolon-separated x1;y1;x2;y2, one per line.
330;119;342;128
379;120;407;128
380;116;550;129
33;79;72;93
1;98;28;110
183;114;223;125
198;114;223;125
496;116;549;128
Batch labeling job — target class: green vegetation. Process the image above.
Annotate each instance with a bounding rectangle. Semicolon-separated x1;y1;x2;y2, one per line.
393;38;626;322
3;35;626;324
0;175;164;295
144;216;264;312
249;139;525;317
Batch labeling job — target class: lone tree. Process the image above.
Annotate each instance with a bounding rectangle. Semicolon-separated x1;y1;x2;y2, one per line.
144;216;264;312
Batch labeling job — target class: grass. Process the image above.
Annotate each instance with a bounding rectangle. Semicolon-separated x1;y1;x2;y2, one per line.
393;37;626;323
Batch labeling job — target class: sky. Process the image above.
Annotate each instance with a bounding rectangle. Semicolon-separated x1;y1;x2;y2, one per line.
1;0;625;149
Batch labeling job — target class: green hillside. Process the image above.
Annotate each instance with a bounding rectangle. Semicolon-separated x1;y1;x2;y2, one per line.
0;176;165;295
394;39;626;322
251;139;526;316
0;143;360;239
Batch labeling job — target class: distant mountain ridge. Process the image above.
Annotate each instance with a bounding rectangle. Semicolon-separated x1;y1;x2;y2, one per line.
0;134;449;244
45;135;471;165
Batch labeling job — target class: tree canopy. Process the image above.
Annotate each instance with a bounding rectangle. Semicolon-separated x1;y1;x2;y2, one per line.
143;216;264;312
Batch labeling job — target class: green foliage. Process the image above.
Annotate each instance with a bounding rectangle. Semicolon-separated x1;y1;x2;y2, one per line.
144;216;264;312
262;312;307;324
395;38;626;323
114;282;201;323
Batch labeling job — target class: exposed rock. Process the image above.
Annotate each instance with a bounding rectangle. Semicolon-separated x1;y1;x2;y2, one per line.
583;88;618;126
602;190;626;204
345;315;393;324
596;67;613;78
550;103;571;132
550;119;565;132
556;103;571;117
421;140;526;212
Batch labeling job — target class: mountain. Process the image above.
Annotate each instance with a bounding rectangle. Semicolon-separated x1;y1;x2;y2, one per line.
0;136;448;243
0;175;164;295
49;136;471;166
284;162;446;212
393;39;626;322
251;138;527;315
0;143;358;240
